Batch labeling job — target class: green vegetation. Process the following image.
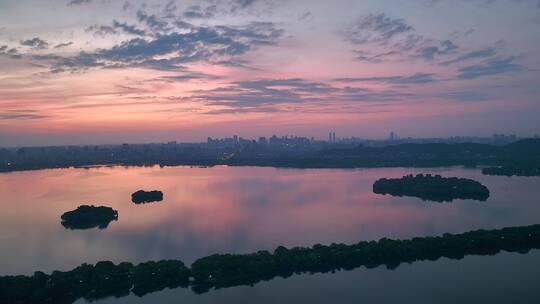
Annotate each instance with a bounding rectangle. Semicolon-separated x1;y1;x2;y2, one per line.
131;190;163;204
482;165;540;177
373;174;490;202
61;205;118;230
2;224;540;303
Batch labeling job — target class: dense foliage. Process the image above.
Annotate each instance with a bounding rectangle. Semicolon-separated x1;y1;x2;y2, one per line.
2;224;540;303
373;174;490;202
2;139;540;173
60;205;118;229
482;165;540;177
131;190;163;204
0;260;189;304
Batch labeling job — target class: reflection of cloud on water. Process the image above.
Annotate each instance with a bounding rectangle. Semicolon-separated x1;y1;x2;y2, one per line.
2;166;540;275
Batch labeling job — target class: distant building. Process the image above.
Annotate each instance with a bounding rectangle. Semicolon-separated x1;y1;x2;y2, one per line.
328;132;336;142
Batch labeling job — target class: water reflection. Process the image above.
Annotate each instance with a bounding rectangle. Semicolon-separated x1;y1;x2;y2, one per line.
75;250;540;304
4;223;540;303
0;165;539;277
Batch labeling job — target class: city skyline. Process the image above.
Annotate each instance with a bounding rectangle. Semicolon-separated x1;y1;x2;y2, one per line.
0;130;526;148
1;0;540;146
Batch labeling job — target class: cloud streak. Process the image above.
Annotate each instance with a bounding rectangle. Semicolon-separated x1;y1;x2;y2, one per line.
343;13;462;63
415;40;458;60
441;48;497;65
188;78;424;114
457;56;522;79
0;110;48;120
334;73;437;85
20;38;49;50
344;13;414;45
182;0;265;19
0;45;21;59
49;21;283;72
67;0;93;6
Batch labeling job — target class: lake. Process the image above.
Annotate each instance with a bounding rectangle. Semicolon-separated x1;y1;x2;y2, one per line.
0;165;539;303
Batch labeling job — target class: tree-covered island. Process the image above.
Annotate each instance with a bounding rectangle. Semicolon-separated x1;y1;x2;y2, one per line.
131;190;164;204
61;205;119;230
373;174;490;202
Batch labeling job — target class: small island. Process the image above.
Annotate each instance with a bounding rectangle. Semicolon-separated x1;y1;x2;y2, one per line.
61;205;119;230
373;174;490;202
131;190;164;204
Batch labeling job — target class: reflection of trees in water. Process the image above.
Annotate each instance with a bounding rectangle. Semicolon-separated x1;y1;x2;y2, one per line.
2;224;540;303
61;220;115;230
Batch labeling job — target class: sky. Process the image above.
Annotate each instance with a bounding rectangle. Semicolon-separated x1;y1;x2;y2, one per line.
0;0;539;146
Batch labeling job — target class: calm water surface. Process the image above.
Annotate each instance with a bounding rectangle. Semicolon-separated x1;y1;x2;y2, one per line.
0;166;539;303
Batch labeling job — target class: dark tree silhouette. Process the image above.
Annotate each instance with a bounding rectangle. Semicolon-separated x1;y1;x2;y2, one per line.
2;224;540;303
131;190;163;204
61;205;118;230
373;174;490;202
